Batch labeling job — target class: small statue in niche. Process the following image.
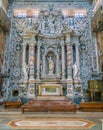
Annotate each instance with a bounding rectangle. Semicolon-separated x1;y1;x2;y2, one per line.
72;62;78;79
48;56;54;75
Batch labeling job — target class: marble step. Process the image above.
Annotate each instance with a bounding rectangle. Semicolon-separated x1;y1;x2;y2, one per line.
36;95;66;100
21;99;78;113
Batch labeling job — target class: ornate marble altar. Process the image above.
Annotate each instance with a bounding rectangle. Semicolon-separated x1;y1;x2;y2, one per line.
18;9;82;100
1;1;96;103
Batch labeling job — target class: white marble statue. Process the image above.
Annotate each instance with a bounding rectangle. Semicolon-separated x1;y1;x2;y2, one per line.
48;56;54;75
73;62;78;79
23;64;29;80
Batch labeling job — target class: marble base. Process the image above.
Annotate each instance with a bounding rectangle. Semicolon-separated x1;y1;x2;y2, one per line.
36;95;66;100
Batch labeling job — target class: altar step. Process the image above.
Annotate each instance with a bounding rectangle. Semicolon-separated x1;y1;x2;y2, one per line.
36;95;66;100
21;99;79;113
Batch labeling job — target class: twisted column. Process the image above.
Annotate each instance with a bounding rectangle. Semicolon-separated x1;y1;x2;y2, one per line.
67;43;72;67
75;38;81;81
65;33;72;80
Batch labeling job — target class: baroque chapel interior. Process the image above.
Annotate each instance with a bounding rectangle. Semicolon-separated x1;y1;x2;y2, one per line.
0;1;103;129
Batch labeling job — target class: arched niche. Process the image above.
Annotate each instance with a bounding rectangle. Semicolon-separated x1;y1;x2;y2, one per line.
46;51;56;75
42;49;59;77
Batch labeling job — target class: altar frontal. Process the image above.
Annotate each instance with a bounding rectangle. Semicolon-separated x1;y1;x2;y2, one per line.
39;84;63;96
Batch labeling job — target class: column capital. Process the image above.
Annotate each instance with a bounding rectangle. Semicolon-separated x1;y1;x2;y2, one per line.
66;42;71;46
22;42;27;47
65;33;70;44
37;43;41;48
75;42;79;46
60;39;65;46
28;31;38;39
29;41;36;46
60;43;64;47
74;36;79;43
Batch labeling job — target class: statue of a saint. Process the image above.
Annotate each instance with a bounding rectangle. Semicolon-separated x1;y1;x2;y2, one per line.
48;56;54;75
73;62;78;79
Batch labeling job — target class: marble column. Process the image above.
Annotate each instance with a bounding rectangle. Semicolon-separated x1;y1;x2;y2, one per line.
75;38;81;80
36;44;41;80
65;33;72;80
61;41;65;80
21;41;28;82
65;34;73;99
29;40;36;81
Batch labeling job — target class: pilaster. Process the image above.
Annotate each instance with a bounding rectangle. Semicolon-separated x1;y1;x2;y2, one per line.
29;40;36;81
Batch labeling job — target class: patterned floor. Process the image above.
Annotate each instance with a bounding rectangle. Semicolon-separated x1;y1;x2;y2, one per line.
7;118;95;129
0;108;102;130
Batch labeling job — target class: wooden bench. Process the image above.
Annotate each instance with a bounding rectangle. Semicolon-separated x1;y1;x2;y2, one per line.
80;102;103;112
4;101;22;109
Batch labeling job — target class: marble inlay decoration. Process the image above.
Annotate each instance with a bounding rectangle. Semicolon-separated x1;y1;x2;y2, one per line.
8;118;95;129
1;1;98;103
